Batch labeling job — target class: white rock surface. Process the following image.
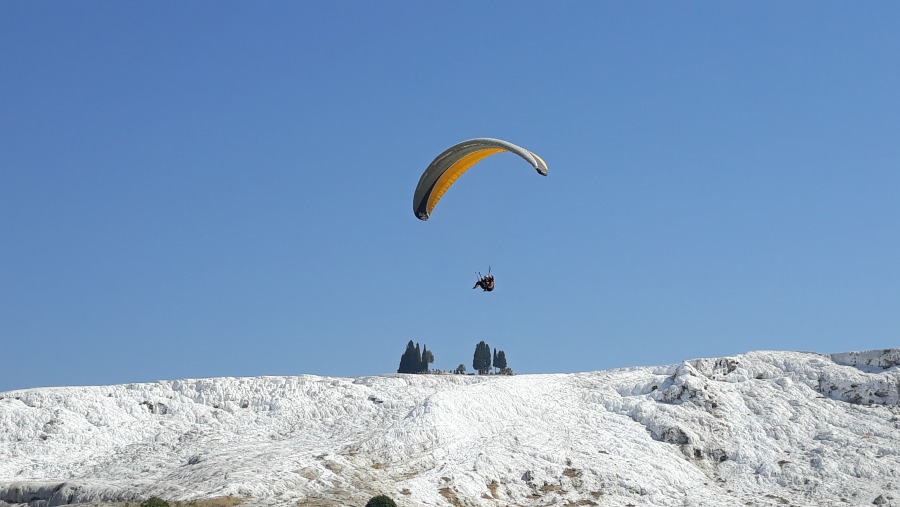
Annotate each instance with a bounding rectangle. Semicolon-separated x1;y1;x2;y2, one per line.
1;349;898;507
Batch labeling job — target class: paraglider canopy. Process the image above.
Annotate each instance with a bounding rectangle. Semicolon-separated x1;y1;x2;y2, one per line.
413;138;548;221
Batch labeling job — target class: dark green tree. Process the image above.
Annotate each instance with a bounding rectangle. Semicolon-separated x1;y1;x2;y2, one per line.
495;349;507;371
366;495;397;507
140;498;170;507
421;345;434;373
473;340;492;374
398;340;421;374
472;341;483;373
398;340;435;374
454;364;466;374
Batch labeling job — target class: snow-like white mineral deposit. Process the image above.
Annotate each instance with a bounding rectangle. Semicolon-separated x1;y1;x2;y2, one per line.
1;349;898;507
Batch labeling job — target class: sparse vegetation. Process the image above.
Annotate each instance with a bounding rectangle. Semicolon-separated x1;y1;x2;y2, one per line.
80;498;245;507
140;498;170;507
565;500;598;506
439;487;464;507
176;499;245;507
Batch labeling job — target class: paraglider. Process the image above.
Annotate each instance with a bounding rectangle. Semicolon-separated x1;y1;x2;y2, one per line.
473;268;494;292
413;138;548;292
412;138;548;221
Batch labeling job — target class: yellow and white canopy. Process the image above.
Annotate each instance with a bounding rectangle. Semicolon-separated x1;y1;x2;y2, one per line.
413;138;548;221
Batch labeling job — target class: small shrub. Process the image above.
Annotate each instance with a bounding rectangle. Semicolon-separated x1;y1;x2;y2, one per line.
366;495;397;507
141;498;170;507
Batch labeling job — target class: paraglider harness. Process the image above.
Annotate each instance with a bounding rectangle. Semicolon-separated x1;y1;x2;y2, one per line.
473;268;494;292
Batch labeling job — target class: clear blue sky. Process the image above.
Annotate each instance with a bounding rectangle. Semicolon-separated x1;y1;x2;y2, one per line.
2;2;898;392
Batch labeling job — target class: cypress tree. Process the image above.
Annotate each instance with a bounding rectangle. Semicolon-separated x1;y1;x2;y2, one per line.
495;350;507;370
473;341;492;374
472;342;482;373
398;341;435;374
398;340;420;374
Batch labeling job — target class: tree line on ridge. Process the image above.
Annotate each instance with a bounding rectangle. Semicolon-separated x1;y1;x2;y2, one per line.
397;340;511;375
